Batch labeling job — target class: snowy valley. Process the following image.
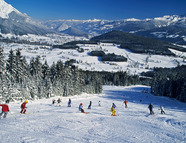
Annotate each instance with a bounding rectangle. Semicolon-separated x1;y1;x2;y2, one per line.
1;34;185;74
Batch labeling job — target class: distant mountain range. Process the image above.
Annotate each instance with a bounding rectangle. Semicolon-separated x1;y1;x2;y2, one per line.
44;15;186;45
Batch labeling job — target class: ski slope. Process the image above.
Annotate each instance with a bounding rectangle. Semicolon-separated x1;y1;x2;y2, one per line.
0;85;185;143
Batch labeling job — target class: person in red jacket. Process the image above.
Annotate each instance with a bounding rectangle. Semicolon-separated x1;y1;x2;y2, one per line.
20;100;28;114
124;100;128;108
0;103;10;118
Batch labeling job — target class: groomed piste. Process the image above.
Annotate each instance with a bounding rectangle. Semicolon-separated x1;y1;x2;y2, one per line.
0;85;185;143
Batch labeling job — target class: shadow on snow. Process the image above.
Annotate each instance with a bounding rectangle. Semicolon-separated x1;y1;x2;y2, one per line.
101;86;186;112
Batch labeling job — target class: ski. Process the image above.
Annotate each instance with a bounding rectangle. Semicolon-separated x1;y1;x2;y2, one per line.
82;112;89;114
19;112;32;114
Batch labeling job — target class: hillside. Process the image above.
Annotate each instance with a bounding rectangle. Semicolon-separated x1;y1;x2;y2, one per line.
136;25;186;45
61;27;88;37
90;30;183;55
1;85;185;143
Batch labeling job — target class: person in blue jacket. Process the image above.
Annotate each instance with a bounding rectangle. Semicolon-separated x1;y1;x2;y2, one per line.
88;101;92;109
79;103;84;113
148;103;154;115
112;103;116;109
68;98;71;107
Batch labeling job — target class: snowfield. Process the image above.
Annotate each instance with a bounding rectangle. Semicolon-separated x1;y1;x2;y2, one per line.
0;85;185;143
1;41;185;75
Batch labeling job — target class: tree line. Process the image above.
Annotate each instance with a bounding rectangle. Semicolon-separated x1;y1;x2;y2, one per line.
151;66;186;102
0;48;141;102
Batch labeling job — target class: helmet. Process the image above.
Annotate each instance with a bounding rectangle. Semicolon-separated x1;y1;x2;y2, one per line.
80;103;83;105
25;100;28;103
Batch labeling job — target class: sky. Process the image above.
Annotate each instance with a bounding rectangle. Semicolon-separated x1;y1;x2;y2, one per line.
5;0;186;20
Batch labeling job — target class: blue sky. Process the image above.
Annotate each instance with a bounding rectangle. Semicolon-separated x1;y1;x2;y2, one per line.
6;0;186;20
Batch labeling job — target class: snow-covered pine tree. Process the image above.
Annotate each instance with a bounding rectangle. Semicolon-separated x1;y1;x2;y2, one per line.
29;57;43;98
41;60;52;98
6;49;16;82
151;66;186;102
0;48;7;100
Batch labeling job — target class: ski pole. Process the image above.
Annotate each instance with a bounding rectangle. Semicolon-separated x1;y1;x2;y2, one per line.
9;112;16;119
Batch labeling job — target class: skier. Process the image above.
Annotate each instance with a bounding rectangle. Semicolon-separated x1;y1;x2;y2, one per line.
79;103;84;113
20;100;28;114
68;98;71;107
148;103;154;115
159;105;165;114
88;101;92;109
0;102;10;118
52;99;56;104
5;99;10;104
57;98;62;106
111;104;116;116
98;101;101;106
112;103;116;109
124;100;128;108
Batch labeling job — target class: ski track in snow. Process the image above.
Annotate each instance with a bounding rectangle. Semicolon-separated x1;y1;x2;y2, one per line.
0;85;186;143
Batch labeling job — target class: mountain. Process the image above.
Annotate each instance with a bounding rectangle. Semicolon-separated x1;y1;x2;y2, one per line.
0;0;50;35
44;15;186;45
61;27;88;37
43;19;112;36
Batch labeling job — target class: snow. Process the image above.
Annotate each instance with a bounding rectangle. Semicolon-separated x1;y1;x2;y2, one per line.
154;15;183;23
183;36;186;42
124;18;141;22
1;41;185;75
0;0;22;19
169;48;186;58
0;85;185;143
151;32;184;39
151;32;167;38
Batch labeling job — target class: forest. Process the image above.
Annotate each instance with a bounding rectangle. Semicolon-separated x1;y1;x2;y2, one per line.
151;66;186;102
0;48;140;102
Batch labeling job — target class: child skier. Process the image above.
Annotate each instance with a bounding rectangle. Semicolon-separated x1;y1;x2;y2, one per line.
52;99;56;104
112;103;116;109
159;105;165;114
20;100;28;114
5;99;10;104
68;98;71;107
57;98;62;106
124;100;128;108
148;103;154;115
0;102;10;118
79;103;84;113
98;101;101;106
88;101;92;109
111;104;116;116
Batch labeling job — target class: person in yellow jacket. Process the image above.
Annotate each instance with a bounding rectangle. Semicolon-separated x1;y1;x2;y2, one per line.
111;104;116;116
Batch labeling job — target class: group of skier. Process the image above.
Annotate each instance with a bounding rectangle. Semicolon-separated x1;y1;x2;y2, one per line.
0;100;28;119
78;101;102;114
0;97;166;119
148;103;165;115
52;98;72;107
